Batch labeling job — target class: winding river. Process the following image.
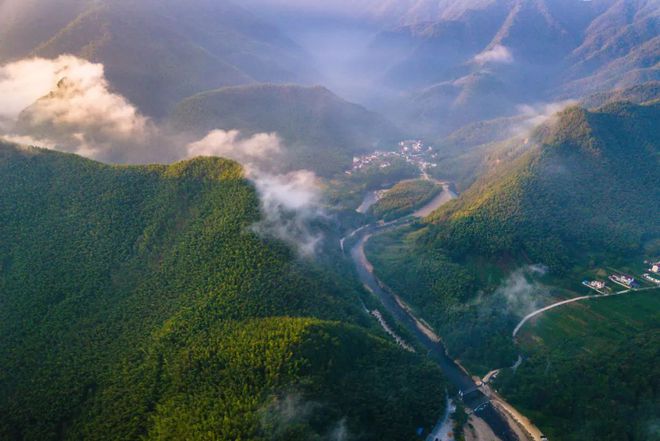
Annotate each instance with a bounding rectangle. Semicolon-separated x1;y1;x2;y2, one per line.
344;184;523;440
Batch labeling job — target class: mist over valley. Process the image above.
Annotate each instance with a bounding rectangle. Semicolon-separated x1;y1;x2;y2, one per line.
0;1;658;440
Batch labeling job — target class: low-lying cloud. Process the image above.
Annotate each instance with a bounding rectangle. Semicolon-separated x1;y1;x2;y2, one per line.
0;55;157;162
494;264;549;317
516;100;577;130
251;169;325;257
186;129;282;170
0;55;326;257
259;393;351;441
474;44;514;65
186;130;325;257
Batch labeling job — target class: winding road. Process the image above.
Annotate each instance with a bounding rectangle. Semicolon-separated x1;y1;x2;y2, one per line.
512;285;660;337
346;183;659;441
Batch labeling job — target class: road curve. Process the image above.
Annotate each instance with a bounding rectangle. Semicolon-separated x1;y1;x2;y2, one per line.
512;286;659;337
512;295;593;337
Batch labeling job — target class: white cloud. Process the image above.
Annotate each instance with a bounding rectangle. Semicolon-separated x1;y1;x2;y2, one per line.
513;100;578;134
0;57;71;123
0;55;328;257
0;134;57;149
251;169;325;256
186;129;282;168
474;44;514;65
187;130;325;257
494;264;549;317
0;55;153;161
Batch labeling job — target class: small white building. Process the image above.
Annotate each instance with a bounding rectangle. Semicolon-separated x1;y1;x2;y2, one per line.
650;263;660;274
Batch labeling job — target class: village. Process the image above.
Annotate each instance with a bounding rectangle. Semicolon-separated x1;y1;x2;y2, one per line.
346;140;439;175
582;260;660;294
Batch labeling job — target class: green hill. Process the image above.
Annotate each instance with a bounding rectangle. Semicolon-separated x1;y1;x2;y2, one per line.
365;100;660;373
171;84;401;176
429;101;660;269
426;81;660;192
0;142;444;440
10;0;313;117
498;292;660;441
370;179;441;221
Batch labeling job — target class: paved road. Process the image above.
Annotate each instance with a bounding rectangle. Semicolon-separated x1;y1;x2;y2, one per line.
512;285;660;337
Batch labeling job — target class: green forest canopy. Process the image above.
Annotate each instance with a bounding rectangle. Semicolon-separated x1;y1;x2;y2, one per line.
0;142;444;441
365;101;660;373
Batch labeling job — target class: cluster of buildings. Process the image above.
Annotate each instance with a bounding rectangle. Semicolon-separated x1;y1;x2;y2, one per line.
346;140;439;175
642;261;660;285
582;280;607;291
583;260;660;293
608;273;638;289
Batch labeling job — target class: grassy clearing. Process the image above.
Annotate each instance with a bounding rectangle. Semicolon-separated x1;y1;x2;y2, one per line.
519;290;660;354
498;291;659;441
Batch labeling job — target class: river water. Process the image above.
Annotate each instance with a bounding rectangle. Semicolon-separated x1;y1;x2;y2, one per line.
413;184;458;218
349;225;518;441
356;190;380;213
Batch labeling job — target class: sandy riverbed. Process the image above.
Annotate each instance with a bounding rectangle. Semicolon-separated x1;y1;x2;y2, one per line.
414;184;457;217
464;415;501;441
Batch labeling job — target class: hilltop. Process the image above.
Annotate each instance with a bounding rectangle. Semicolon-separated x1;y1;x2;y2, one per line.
1;0;314;117
428;101;660;269
0;142;445;441
171;84;401;176
364;100;660;374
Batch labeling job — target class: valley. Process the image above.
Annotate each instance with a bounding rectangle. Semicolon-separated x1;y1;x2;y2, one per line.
349;226;519;441
346;186;545;441
341;100;659;440
0;1;658;440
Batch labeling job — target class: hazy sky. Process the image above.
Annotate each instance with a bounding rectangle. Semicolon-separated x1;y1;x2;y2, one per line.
240;0;521;27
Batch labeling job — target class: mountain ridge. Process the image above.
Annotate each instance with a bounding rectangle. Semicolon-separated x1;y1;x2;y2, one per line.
0;141;445;441
171;83;402;176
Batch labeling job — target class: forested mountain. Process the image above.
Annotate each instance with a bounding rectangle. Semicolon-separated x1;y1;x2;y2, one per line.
424;81;660;190
1;2;659;439
365;100;660;373
581;80;660;108
362;0;659;136
0;0;314;117
428;101;660;269
171;84;402;176
2;0;657;162
0;0;90;61
0;141;445;441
